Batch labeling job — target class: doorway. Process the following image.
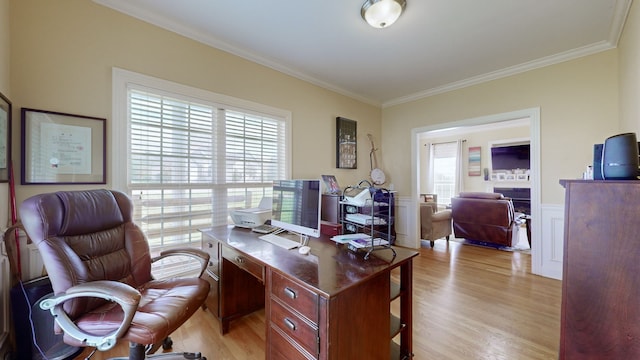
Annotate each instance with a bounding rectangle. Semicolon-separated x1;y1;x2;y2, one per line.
410;108;543;276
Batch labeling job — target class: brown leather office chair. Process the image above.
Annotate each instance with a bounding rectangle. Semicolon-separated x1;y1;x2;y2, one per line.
19;189;211;360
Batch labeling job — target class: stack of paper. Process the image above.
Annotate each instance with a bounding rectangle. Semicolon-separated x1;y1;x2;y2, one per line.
347;238;389;249
330;233;371;244
345;213;386;225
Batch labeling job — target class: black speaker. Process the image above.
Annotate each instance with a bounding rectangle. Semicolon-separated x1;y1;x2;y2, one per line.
593;143;604;180
602;133;639;180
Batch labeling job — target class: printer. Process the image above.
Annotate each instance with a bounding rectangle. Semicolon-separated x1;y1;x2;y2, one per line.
230;197;272;228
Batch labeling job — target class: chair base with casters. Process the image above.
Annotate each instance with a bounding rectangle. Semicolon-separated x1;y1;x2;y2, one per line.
19;189;211;360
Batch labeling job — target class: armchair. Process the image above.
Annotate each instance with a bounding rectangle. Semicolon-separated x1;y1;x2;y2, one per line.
451;192;520;247
420;202;452;247
19;189;211;360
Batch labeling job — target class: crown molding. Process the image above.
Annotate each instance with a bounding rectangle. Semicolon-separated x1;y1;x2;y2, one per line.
95;0;631;109
383;40;616;108
93;0;381;107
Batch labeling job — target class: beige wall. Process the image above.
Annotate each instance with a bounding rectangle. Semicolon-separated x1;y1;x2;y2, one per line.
420;123;530;193
7;1;640;210
383;50;619;204
9;0;380;208
0;0;10;228
620;0;640;133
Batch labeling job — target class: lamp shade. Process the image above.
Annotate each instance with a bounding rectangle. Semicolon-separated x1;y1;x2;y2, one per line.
361;0;407;28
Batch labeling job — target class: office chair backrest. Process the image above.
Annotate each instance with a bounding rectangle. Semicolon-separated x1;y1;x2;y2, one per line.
20;189;153;320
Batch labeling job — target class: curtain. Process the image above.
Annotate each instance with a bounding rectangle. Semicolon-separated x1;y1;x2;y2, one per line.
454;139;465;195
427;143;435;194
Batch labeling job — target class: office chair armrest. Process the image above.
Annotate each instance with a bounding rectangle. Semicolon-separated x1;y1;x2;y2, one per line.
39;280;141;351
152;248;210;277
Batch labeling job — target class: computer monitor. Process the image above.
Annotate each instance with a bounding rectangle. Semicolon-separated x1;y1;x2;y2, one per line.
271;179;322;238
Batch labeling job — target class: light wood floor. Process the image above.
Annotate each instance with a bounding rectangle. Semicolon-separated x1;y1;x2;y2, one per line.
75;240;562;359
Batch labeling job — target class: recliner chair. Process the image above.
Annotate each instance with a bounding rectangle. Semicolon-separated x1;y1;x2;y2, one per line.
19;189;211;359
451;192;520;247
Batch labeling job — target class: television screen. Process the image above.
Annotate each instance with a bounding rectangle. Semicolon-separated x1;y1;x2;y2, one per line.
491;144;530;171
271;179;322;238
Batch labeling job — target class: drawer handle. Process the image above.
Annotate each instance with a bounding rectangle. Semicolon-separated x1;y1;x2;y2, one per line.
284;287;297;299
235;256;245;264
208;242;213;248
284;318;296;331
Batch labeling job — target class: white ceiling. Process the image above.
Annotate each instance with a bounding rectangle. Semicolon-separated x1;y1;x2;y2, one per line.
94;0;632;107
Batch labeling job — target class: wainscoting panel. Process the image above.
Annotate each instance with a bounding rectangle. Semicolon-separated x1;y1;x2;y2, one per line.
536;204;564;280
28;243;45;280
394;196;412;248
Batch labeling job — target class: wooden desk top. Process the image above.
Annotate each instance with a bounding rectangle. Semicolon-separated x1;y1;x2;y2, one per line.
200;225;418;298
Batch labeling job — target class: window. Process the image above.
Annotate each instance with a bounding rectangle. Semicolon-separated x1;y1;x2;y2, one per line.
113;69;290;254
431;142;457;206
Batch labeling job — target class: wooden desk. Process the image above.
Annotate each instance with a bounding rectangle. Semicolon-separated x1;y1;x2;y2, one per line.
200;226;418;360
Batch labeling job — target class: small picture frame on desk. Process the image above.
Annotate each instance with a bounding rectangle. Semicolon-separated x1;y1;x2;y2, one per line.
322;174;341;194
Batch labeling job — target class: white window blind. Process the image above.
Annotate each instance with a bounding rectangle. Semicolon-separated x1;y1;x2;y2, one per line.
124;85;287;253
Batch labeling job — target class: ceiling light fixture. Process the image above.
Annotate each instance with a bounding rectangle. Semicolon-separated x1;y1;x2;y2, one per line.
361;0;406;29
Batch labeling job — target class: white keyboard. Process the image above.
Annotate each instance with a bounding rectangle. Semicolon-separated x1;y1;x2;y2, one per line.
259;233;300;250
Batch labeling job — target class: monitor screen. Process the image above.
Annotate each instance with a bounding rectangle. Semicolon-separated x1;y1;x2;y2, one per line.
271;179;322;238
491;144;530;171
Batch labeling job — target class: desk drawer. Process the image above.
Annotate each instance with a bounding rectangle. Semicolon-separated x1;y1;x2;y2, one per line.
271;271;318;323
203;269;219;317
270;325;316;360
270;299;318;356
203;236;220;260
222;246;264;282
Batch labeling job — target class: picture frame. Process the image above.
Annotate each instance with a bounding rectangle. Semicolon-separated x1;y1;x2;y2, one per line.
0;92;11;183
336;117;357;169
21;108;106;184
468;146;481;176
321;174;341;194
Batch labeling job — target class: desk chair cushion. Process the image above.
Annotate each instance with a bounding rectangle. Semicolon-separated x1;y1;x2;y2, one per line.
20;189;209;348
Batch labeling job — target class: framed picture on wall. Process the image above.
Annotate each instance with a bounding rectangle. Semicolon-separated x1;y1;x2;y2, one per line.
336;117;357;169
21;108;106;184
468;146;481;176
0;91;11;183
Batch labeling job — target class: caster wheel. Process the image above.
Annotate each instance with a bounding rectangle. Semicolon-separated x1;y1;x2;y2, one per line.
162;337;173;350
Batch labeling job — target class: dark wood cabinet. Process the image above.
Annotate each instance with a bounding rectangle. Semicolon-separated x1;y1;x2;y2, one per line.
560;180;640;359
201;226;417;359
321;193;341;223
